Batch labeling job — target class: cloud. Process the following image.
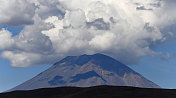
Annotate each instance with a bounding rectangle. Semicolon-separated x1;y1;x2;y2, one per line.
136;6;153;11
32;0;66;19
0;0;36;26
0;0;176;67
0;29;14;50
160;52;171;61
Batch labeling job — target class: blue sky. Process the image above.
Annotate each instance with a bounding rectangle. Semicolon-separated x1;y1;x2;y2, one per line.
0;57;51;92
0;0;176;93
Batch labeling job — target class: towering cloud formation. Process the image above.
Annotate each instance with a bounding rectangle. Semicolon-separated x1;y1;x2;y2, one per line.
0;0;175;67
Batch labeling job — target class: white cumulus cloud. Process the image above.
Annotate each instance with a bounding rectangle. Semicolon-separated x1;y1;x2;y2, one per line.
0;0;36;26
0;29;14;50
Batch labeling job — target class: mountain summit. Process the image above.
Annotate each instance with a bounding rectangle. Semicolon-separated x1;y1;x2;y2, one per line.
11;53;159;91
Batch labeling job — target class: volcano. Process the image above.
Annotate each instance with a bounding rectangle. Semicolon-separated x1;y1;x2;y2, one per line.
11;53;159;91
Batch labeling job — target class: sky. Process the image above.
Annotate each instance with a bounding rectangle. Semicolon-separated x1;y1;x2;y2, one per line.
0;0;176;92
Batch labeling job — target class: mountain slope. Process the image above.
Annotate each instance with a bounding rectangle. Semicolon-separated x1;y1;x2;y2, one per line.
11;53;159;91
